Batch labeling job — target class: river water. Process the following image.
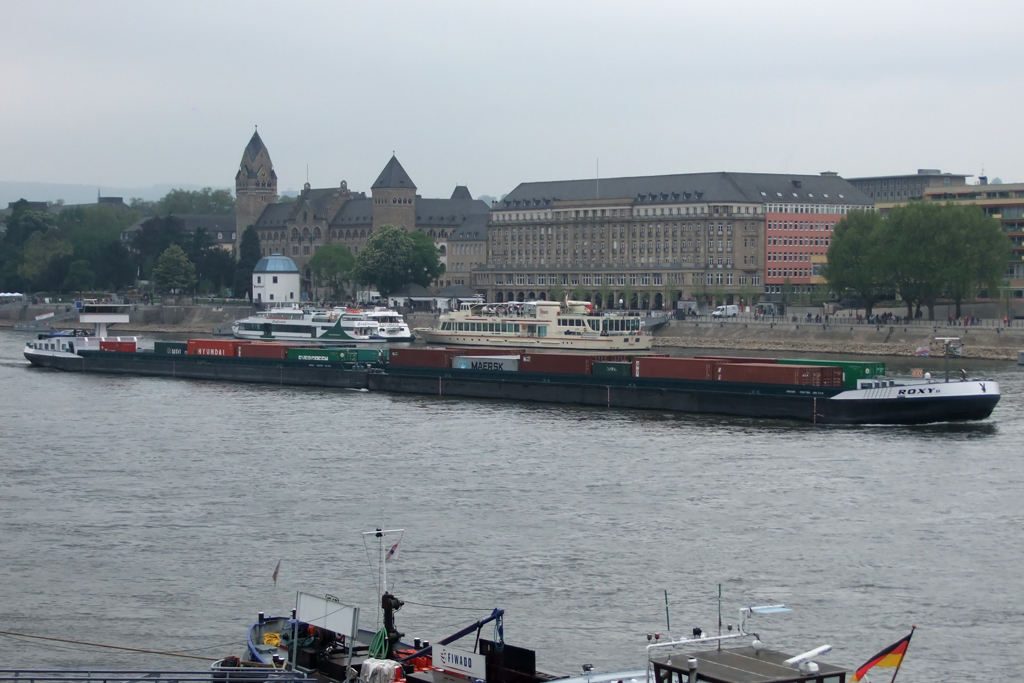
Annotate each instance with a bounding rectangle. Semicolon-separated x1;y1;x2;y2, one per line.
1;329;1022;680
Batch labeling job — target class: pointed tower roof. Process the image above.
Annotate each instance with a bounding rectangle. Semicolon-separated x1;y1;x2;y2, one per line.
245;129;268;163
374;155;416;190
450;185;473;200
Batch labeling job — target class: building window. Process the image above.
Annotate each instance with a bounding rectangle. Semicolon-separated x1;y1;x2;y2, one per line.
272;276;278;284
257;276;262;284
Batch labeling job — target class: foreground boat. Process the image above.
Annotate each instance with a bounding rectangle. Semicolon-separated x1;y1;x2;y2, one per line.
415;300;653;351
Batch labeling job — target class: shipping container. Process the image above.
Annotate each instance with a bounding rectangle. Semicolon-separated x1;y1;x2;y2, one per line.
519;353;593;375
388;347;451;368
187;339;247;357
777;358;885;389
99;340;137;353
286;347;343;363
714;363;843;388
355;348;385;363
634;357;715;380
695;355;779;364
592;361;633;378
238;343;302;360
452;355;519;372
153;341;188;356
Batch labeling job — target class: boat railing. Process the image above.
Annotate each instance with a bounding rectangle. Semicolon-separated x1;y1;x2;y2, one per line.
0;671;307;683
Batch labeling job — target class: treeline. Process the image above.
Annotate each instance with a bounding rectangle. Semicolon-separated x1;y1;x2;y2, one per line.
0;188;255;297
824;203;1010;319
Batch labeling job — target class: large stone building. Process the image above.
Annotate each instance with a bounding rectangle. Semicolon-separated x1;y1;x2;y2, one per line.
476;172;869;309
234;130;489;295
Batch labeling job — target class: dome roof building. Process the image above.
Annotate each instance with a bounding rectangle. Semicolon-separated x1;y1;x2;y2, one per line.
252;253;301;305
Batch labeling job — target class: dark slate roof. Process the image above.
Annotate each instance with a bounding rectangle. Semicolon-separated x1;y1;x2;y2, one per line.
297;187;345;220
120;214;237;243
415;198;489;227
331;197;373;225
448;213;489;241
253;202;295;228
450;185;473;200
373;156;416;190
388;283;431;297
246;129;267;162
253;254;300;274
500;172;872;208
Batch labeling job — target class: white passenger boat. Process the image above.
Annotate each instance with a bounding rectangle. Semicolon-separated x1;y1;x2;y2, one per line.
231;306;413;343
414;300;653;350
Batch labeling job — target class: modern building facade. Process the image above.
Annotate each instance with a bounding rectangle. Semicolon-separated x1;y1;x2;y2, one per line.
763;173;873;296
477;172;869;309
234;130;489;295
846;169;969;202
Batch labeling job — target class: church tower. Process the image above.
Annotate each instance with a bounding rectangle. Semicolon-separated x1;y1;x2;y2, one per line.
235;128;278;251
371;155;416;231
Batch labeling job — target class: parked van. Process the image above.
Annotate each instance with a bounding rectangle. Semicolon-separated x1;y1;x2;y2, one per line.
711;304;739;318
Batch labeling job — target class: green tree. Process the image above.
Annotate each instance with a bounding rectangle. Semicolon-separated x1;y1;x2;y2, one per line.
155;188;235;216
152;244;197;292
598;282;613;309
18;227;73;285
549;282;565;303
129;197;157;216
883;203;955;320
56;205;138;257
63;259;95;292
95;241;137;290
823;209;888;317
945;204;1010;317
571;284;587;301
277;195;297;204
308;243;355;300
233;226;261;300
406;230;446;288
353;225;414;296
3;204;58;247
132;216;186;277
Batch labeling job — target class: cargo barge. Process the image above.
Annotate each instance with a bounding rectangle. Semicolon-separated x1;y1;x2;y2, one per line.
24;332;1000;425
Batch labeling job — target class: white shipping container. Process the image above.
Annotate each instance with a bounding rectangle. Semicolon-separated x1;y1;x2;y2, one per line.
453;355;520;372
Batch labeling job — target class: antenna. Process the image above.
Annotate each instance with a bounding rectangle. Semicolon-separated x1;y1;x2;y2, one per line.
717;584;722;650
596;158;600;200
664;590;671;632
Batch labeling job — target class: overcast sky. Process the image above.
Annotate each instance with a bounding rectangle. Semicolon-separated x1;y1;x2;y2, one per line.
2;0;1022;201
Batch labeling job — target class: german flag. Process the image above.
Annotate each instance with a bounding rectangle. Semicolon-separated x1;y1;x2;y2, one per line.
851;628;915;682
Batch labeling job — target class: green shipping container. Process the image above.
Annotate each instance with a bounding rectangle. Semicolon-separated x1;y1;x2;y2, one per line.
286;348;343;363
778;358;885;389
356;348;383;363
154;341;188;356
592;361;633;377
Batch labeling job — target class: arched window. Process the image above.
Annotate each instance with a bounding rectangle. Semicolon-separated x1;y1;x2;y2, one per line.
359;229;366;238
302;228;311;239
291;228;299;241
313;227;322;239
438;245;446;255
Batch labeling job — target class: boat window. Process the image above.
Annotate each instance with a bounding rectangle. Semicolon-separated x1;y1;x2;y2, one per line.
538;325;547;337
514;324;520;332
588;320;600;331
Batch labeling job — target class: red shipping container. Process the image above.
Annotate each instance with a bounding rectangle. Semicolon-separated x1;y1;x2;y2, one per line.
99;340;136;352
715;363;833;386
520;353;593;375
389;347;452;368
188;339;247;357
238;343;300;360
696;355;779;364
633;357;715;380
